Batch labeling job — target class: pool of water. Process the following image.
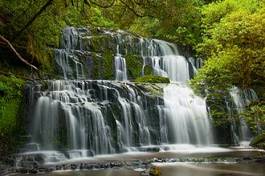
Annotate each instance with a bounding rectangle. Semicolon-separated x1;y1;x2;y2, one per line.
8;145;265;176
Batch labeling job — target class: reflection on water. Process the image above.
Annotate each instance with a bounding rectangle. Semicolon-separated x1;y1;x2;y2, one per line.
12;147;265;176
15;162;265;176
41;168;139;176
156;162;265;176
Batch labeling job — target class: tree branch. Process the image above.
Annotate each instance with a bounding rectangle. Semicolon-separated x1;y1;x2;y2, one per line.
0;36;38;70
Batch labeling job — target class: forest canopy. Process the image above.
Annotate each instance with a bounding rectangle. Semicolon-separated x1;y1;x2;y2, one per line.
0;0;264;93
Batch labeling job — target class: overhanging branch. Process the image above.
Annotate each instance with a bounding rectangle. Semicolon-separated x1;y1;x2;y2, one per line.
0;36;38;70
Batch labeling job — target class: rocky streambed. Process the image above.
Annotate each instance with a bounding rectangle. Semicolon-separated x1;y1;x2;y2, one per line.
1;146;265;176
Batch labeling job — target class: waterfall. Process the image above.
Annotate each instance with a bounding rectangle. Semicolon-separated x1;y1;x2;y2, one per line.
140;39;212;144
115;45;128;81
24;27;214;161
229;87;258;144
29;80;160;155
164;84;211;144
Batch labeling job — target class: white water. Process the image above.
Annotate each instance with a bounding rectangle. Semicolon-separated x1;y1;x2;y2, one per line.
229;87;258;143
25;28;215;163
142;39;212;144
164;84;212;144
114;50;128;81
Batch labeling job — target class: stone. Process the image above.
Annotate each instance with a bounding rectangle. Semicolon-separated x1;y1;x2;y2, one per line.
149;166;161;176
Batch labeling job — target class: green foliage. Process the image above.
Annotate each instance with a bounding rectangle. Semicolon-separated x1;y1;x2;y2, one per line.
191;48;241;95
126;54;142;80
135;75;170;84
143;65;153;75
192;0;265;132
0;0;117;73
243;103;265;135
193;0;265;93
0;75;24;132
89;7;116;28
128;0;203;47
250;132;265;149
102;51;114;80
0;75;25;156
206;93;232;126
201;0;260;30
129;17;160;37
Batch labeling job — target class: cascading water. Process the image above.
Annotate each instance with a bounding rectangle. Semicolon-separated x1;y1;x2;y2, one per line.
23;27;213;162
229;87;258;145
115;45;128;81
142;39;212;144
163;84;211;144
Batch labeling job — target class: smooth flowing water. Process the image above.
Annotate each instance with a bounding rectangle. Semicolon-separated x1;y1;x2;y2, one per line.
26;28;212;158
12;27;264;176
229;87;258;144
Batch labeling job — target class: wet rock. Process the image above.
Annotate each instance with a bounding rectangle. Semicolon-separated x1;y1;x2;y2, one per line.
138;147;161;152
38;167;46;172
84;163;94;170
29;168;38;174
56;165;63;170
79;163;85;170
103;163;110;168
46;167;55;172
149;165;161;176
17;168;28;174
71;164;77;170
255;157;265;163
110;161;123;168
168;158;177;162
243;157;252;161
19;143;40;153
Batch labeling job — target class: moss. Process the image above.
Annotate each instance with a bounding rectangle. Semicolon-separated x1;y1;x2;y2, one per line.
135;75;170;83
126;54;144;80
143;65;153;75
135;83;166;97
89;35;114;53
0;75;26;157
250;132;265;149
103;50;114;80
91;52;103;79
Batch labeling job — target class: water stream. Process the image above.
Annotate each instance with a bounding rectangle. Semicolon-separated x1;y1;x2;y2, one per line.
13;27;264;175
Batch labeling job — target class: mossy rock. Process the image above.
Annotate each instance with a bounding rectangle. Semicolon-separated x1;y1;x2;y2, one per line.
135;83;167;97
102;50;115;80
135;75;170;84
250;132;265;149
81;35;114;53
125;54;143;80
143;65;153;75
150;165;161;176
